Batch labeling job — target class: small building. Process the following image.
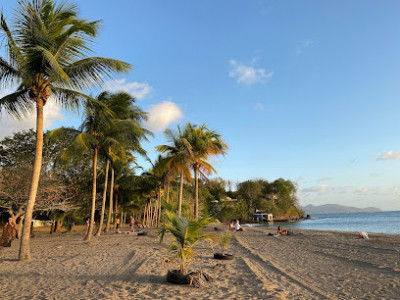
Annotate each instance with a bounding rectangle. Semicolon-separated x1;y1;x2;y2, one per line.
253;213;273;222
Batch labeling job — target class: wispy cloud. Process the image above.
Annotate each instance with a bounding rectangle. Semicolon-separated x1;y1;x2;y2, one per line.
354;187;380;196
300;185;353;195
104;79;151;100
0;87;65;139
229;59;273;85
301;184;330;194
254;102;264;111
295;40;313;55
317;176;333;182
378;151;400;160
146;101;182;132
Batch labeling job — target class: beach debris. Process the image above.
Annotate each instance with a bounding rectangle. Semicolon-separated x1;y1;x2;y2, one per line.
212;263;226;270
214;253;234;260
189;271;213;288
358;232;369;239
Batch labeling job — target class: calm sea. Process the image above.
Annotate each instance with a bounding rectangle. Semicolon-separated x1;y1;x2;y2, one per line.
250;211;400;235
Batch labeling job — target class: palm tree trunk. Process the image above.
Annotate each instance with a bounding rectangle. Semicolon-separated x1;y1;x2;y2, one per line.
84;147;98;241
106;168;114;233
146;203;150;227
166;183;170;204
178;172;184;217
114;194;118;229
151;201;157;228
19;100;44;261
194;167;199;220
143;203;147;226
96;159;109;236
157;185;162;227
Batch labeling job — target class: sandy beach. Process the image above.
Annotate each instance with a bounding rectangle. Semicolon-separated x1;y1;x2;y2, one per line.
0;226;399;299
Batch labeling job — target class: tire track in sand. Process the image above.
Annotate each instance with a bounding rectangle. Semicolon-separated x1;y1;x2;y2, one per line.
234;233;335;299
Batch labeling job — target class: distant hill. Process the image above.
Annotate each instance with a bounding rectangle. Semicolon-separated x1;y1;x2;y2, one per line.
303;204;381;215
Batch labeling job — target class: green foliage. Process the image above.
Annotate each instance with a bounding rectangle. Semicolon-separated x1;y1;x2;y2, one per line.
0;0;132;117
159;211;218;275
219;233;232;250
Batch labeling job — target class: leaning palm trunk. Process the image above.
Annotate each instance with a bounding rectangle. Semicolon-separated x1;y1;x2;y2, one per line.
114;194;118;229
143;203;147;225
84;147;98;241
96;159;110;236
157;185;162;227
178;172;184;217
194;167;199;220
106;168;114;233
19;101;44;261
146;203;151;227
165;183;170;204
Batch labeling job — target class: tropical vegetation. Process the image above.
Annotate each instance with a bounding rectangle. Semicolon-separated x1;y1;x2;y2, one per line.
0;0;304;264
0;0;131;260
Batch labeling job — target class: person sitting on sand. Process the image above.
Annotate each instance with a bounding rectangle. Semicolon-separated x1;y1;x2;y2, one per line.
0;217;16;247
277;226;287;236
235;220;245;231
229;221;235;231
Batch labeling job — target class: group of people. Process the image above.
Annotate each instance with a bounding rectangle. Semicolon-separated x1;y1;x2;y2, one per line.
229;220;245;232
227;220;289;236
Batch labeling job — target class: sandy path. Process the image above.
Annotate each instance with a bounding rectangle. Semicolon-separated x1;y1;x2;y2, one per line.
235;227;400;299
0;227;399;299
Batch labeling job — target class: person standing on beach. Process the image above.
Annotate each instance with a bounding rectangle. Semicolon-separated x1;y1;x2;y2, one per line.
130;215;135;232
116;217;120;231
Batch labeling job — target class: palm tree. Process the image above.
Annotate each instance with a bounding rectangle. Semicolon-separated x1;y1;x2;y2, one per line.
182;123;228;220
159;211;217;275
0;0;131;260
156;127;192;216
147;155;170;227
94;92;151;236
49;100;116;241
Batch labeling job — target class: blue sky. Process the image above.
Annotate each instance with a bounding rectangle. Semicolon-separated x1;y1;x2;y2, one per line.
1;0;400;210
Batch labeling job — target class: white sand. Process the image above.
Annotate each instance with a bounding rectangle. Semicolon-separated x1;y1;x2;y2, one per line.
0;226;399;299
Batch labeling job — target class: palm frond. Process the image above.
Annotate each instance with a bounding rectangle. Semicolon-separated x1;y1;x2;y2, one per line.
64;57;132;90
0;86;32;119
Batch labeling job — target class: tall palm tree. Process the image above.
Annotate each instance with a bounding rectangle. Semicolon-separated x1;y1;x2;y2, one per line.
0;0;131;260
94;92;151;236
147;155;170;227
49;100;117;241
182;123;228;220
156;127;192;216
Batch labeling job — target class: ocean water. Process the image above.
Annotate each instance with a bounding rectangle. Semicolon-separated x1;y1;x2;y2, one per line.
251;211;400;235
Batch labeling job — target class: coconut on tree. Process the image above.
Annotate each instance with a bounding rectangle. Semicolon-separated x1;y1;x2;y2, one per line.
0;0;131;260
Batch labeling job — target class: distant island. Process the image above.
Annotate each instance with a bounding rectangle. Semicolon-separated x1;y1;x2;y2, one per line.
303;204;381;215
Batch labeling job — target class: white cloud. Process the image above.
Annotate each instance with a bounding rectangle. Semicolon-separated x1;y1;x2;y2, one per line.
354;187;380;196
146;101;182;132
301;184;330;193
229;59;273;85
295;40;313;55
254;102;264;111
378;151;400;160
104;79;151;100
0;92;65;139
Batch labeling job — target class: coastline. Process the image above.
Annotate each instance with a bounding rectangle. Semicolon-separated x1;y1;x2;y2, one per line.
0;226;399;299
